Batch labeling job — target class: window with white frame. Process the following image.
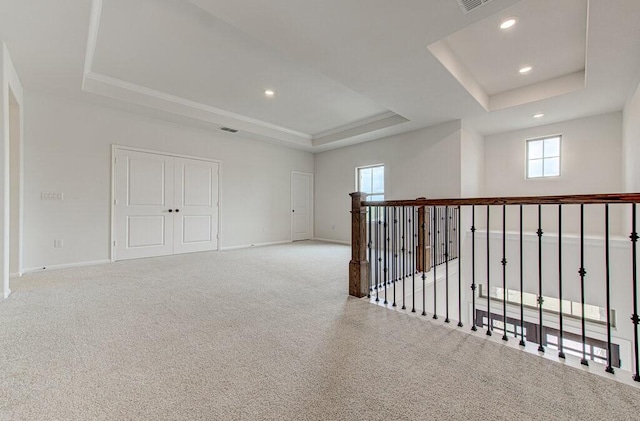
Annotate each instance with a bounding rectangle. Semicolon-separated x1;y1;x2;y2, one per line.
526;135;561;178
357;164;384;201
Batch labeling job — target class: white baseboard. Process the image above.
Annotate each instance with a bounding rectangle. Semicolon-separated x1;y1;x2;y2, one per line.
220;240;292;251
313;237;351;246
23;259;111;274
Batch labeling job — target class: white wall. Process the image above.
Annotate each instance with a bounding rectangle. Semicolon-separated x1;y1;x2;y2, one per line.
483;112;624;235
23;92;313;270
9;97;20;275
623;77;640;193
314;120;463;243
460;125;484;198
1;42;24;299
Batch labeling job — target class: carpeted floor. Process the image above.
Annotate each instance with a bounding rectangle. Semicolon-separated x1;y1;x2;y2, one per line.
0;241;639;420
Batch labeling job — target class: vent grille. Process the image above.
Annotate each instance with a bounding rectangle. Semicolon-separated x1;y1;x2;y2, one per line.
220;127;238;133
457;0;493;14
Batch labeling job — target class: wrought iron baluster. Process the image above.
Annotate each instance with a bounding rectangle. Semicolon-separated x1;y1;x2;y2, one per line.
368;205;372;299
422;207;428;316
519;205;525;346
486;205;491;336
392;207;397;307
558;205;565;358
412;207;416;313
432;206;438;319
579;204;588;366
537;204;544;353
502;205;508;342
631;204;640;381
605;204;614;374
445;206;450;323
384;207;389;305
458;206;463;327
402;207;406;310
375;206;380;303
471;205;477;331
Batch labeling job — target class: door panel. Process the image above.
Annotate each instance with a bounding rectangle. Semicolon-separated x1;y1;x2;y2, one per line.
183;164;213;206
292;172;312;241
127;216;166;248
182;215;213;243
127;158;167;205
173;158;219;254
115;150;174;260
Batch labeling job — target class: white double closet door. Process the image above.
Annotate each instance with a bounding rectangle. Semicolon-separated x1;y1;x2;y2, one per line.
114;148;219;261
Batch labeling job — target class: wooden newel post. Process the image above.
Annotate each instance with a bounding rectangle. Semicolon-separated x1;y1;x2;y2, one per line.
349;192;370;297
416;198;431;272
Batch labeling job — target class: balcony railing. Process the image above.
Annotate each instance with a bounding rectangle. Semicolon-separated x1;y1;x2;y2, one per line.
349;192;640;382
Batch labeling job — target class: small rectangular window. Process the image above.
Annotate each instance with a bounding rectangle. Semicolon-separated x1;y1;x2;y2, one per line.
526;136;561;178
357;164;384;201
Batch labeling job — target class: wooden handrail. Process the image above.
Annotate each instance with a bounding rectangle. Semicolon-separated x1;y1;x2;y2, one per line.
364;193;640;207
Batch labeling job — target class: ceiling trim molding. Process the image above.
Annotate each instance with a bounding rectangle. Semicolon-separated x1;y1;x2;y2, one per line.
313;112;409;147
83;0;103;87
83;71;313;147
80;0;413;151
429;40;586;112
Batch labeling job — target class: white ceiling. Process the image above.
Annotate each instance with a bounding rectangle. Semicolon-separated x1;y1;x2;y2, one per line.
444;0;587;96
93;0;394;136
1;0;640;151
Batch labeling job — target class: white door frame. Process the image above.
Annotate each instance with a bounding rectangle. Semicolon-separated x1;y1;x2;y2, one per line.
290;171;313;242
110;145;222;262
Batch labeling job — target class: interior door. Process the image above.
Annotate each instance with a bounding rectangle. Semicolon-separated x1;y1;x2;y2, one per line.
291;172;312;241
173;157;220;254
114;149;175;260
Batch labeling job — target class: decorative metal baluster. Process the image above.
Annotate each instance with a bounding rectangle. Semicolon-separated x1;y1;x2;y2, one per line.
433;206;438;319
579;204;588;366
458;206;463;327
445;206;450;323
412;207;416;313
537;205;544;353
392;207;397;307
384;207;389;305
402;207;407;310
558;205;565;359
631;204;640;381
605;204;614;374
368;205;372;299
422;207;428;316
375;206;380;303
471;206;477;331
519;205;525;346
502;205;508;342
486;205;491;336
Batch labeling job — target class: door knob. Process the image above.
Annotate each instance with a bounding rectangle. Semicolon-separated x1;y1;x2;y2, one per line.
175;209;180;213
292;209;295;213
168;209;173;213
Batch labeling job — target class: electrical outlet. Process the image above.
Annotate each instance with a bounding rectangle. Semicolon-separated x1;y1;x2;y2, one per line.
54;239;64;248
41;192;64;201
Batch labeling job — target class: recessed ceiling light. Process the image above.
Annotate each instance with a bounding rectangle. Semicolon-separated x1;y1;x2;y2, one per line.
533;113;545;119
499;18;517;30
264;90;275;97
519;66;532;74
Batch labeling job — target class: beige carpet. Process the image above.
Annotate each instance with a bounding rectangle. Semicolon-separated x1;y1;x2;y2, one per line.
0;241;639;420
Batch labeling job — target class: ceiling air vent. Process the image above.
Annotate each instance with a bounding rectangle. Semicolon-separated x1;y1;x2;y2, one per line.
457;0;493;14
220;127;238;133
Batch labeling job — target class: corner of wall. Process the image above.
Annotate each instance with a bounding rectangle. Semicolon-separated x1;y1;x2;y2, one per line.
1;42;24;300
622;73;640;193
460;122;485;198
